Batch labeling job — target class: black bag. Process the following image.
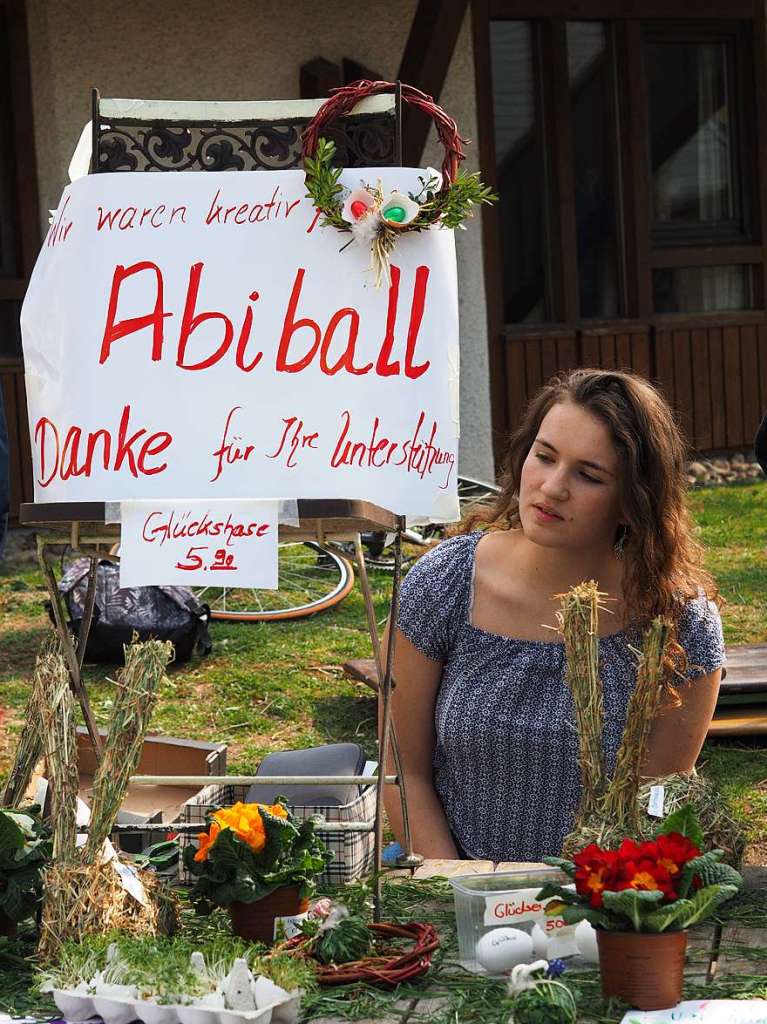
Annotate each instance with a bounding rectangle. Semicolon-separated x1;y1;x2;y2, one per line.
51;557;212;664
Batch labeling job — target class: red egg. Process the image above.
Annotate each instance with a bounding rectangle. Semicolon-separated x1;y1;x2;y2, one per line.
350;200;369;220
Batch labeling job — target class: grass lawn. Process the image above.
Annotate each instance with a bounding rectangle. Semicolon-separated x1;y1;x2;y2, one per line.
1;479;766;859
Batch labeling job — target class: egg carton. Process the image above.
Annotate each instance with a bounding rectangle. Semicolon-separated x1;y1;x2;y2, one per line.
51;985;300;1024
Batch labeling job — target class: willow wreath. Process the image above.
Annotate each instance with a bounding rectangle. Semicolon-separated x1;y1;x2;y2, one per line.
303;79;496;286
277;921;440;987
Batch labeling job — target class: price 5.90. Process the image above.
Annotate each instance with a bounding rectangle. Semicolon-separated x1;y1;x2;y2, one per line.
175;545;238;572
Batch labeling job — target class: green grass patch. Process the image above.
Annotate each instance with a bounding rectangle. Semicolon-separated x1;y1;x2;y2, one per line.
1;481;766;855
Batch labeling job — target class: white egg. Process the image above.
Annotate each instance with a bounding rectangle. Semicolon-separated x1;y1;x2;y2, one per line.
574;919;600;963
531;923;549;958
475;928;534;973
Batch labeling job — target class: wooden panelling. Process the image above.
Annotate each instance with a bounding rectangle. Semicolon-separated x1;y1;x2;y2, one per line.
691;328;712;451
506;319;766;449
740;325;761;448
1;366;32;519
673;330;694;442
759;326;767;417
708;327;727;449
505;338;528;435
722;326;744;447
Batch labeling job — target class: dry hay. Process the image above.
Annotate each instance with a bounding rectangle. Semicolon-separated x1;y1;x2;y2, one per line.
557;582;608;822
556;584;746;865
37;636;175;959
562;770;746;865
1;633;62;808
38;860;179;959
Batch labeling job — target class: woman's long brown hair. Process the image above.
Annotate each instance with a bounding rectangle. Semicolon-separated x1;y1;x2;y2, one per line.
460;368;720;696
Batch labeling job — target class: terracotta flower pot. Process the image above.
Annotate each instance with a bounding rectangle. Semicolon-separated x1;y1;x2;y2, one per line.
597;928;687;1010
228;886;309;944
0;910;17;938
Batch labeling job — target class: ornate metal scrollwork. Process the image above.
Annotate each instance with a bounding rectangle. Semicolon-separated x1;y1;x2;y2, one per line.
95;113;396;173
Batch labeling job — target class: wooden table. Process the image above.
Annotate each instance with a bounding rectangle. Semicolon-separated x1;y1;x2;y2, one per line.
308;860;767;1024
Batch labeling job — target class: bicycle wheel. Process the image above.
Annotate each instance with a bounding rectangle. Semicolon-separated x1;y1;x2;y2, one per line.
193;541;355;622
362;475;502;570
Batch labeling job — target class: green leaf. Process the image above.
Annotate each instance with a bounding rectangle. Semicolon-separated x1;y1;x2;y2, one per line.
556;903;614;929
677;851;743;899
657;804;704;850
541;856;576;879
602;889;665;931
0;811;25;865
643;899;695;933
677;884;740;928
536;883;580;905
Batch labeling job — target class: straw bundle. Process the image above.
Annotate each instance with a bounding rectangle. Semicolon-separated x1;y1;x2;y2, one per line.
38;641;79;861
38;859;178;959
84;638;173;863
39;636;175;958
599;617;671;834
557;588;746;863
1;633;61;807
557;582;608;822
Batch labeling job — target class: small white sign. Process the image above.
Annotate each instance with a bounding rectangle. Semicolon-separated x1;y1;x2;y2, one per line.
620;1000;767;1023
113;859;149;907
648;784;666;818
119;499;278;587
273;911;308;941
483;885;572;938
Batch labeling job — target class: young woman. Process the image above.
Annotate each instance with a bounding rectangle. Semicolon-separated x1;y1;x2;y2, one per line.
385;369;724;862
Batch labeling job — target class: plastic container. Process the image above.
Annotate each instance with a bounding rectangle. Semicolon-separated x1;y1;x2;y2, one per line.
449;868;573;974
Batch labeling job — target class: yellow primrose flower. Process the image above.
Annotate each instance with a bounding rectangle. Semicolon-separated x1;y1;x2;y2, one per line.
211;801;285;854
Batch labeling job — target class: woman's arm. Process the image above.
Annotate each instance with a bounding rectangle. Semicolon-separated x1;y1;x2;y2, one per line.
381;624;460;859
641;668;722;777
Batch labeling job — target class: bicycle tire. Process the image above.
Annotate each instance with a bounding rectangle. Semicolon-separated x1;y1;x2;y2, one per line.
193;541;355;622
362;474;502;571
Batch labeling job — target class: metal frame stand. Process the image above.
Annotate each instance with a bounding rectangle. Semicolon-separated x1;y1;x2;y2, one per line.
25;500;422;921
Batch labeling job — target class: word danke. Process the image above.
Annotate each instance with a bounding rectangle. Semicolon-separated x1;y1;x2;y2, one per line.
99;261;431;379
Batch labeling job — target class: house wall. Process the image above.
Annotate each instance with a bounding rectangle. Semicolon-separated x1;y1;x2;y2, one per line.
24;0;495;481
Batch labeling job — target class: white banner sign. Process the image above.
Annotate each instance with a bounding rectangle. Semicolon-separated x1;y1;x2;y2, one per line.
119;499;278;587
22;168;460;519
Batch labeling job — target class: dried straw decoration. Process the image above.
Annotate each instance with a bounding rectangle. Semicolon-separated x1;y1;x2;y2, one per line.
558;588;746;863
1;633;62;807
600;617;671;834
38;636;175;958
84;638;173;863
38;640;79;862
38;860;178;959
556;582;608;823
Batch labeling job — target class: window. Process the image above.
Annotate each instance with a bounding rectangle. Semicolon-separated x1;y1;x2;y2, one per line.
568;21;622;319
490;21;550;323
646;34;745;242
485;15;759;323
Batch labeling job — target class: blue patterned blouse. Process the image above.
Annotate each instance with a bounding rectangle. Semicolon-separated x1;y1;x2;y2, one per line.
397;531;725;862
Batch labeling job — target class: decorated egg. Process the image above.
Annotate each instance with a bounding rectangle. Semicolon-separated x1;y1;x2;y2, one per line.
531;923;549;958
574;919;600;963
341;188;376;225
476;927;534;973
380;192;420;228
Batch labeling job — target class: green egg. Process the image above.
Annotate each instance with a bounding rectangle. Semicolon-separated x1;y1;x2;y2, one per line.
384;206;406;223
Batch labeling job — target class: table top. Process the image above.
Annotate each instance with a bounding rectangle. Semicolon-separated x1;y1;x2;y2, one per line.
303;860;767;1024
19;498;400;540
